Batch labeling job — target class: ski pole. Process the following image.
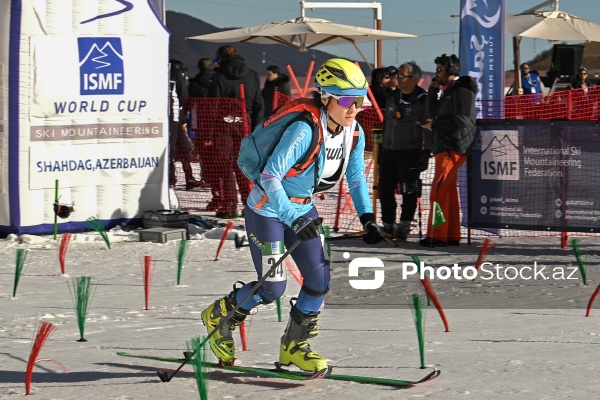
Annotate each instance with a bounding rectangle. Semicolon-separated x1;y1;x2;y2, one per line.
157;224;314;382
326;232;396;247
326;233;365;242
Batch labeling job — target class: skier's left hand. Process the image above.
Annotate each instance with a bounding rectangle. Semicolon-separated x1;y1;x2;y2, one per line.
360;213;384;245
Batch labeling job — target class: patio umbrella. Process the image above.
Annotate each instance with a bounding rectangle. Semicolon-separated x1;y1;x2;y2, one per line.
505;10;600;92
187;17;418;68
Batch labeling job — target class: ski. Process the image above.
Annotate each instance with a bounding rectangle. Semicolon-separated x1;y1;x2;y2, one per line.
116;351;440;387
117;351;328;381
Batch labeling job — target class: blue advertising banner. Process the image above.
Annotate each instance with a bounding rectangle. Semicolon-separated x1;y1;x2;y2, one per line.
469;121;600;232
459;0;505;118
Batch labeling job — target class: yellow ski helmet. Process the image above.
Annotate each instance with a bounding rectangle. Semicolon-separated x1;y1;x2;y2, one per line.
314;58;368;96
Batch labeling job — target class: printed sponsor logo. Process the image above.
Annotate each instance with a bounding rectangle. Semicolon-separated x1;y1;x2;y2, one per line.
481;130;520;180
461;0;502;28
271;242;281;255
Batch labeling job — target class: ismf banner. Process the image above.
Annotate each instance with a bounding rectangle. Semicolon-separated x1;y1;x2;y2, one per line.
459;0;505;118
469;121;600;232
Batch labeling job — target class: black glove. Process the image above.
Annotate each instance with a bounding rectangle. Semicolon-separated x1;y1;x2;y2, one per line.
414;150;431;173
359;213;384;245
292;217;323;241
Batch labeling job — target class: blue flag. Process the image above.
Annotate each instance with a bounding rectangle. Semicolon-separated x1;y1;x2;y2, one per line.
459;0;505;118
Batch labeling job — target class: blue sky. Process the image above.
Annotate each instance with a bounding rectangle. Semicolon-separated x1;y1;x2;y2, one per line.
165;0;600;71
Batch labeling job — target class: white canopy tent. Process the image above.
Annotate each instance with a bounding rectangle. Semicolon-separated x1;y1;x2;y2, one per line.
187;17;418;69
505;0;600;92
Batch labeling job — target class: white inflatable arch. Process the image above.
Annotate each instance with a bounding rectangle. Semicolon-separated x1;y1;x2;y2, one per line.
0;0;170;235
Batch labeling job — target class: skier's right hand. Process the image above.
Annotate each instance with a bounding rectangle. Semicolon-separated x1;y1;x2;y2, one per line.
360;213;384;245
292;217;322;241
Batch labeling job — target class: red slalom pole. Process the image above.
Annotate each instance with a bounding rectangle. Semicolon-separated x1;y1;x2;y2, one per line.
286;64;304;97
285;258;303;286
586;283;600;317
473;238;496;281
239;320;248;351
215;221;234;261
59;233;72;275
26;322;57;395
353;61;383;123
420;277;450;332
413;255;450;332
143;256;151;310
302;60;315;97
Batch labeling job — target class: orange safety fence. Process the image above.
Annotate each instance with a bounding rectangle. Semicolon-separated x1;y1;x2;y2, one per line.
480;86;600;121
172;85;600;240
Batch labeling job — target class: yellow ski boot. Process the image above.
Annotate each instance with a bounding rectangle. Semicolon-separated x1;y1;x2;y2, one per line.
201;282;248;364
279;303;328;373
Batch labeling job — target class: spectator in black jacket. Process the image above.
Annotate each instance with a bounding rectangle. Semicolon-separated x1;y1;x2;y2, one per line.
370;67;390;109
262;65;291;112
209;45;264;129
379;61;431;241
571;67;591;90
420;54;477;247
189;58;215;97
208;45;264;218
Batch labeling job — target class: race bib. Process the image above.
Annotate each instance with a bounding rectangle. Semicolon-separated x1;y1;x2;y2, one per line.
261;241;286;282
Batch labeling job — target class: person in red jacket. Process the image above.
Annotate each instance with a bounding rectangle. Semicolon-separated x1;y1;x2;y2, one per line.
420;54;476;247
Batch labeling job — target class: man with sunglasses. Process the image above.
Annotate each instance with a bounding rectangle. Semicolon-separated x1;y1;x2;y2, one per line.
420;54;476;248
520;63;541;96
379;61;431;241
201;58;383;374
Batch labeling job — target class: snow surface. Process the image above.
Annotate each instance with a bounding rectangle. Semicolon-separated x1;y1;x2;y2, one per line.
1;223;600;400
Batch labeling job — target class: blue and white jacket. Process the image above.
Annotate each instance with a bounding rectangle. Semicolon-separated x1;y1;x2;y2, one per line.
246;113;372;227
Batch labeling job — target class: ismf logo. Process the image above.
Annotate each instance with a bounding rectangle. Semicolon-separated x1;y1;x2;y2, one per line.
270;242;281;255
481;130;520;180
78;38;124;95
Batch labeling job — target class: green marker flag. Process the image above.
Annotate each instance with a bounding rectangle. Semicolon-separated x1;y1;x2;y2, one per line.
177;239;190;285
432;202;446;229
13;249;30;298
53;179;59;240
275;298;282;322
85;217;111;249
322;225;331;258
408;293;427;369
571;239;588;285
67;276;96;342
411;254;430;306
186;336;211;400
